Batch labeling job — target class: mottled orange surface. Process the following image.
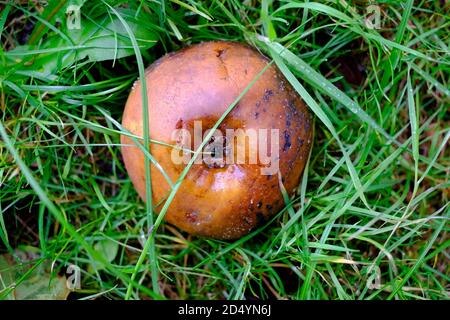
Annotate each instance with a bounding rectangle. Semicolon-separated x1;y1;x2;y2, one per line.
121;41;312;239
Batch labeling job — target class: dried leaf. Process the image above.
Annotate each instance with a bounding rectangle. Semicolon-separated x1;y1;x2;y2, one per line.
0;249;70;300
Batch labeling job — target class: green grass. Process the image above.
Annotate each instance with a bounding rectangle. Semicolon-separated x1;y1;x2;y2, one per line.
0;0;449;300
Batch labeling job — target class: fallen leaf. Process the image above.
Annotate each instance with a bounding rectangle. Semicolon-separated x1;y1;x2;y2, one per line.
0;249;70;300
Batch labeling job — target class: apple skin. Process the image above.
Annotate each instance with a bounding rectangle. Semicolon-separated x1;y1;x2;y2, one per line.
121;41;312;240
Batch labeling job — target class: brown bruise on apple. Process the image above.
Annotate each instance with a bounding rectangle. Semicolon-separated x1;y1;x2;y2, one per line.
121;41;312;240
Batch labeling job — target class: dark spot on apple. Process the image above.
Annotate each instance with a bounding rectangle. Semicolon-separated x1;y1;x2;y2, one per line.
286;119;291;127
283;130;291;151
215;49;225;57
287;100;299;116
186;211;198;223
263;89;274;102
